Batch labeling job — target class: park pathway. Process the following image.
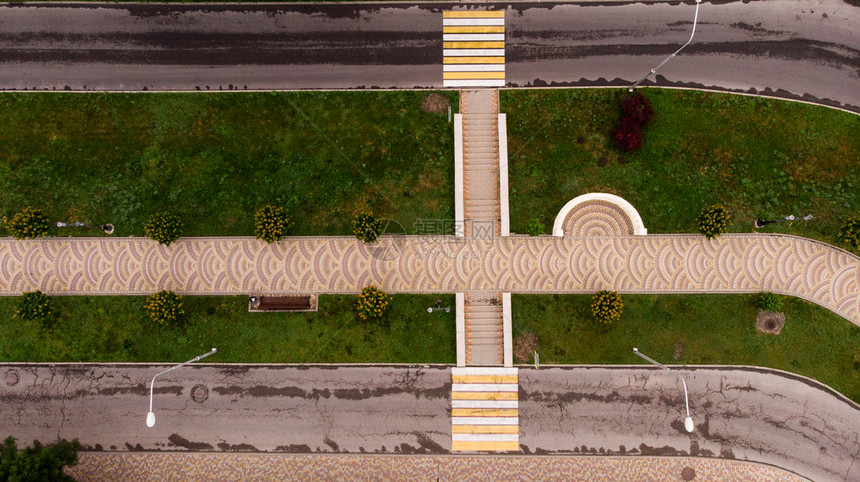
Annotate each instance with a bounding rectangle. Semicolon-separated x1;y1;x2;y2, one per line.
1;234;859;325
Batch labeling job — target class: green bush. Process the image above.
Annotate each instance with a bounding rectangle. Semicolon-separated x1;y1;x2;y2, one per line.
0;436;81;482
144;212;183;245
757;292;784;312
838;217;860;250
14;290;53;323
357;285;391;321
353;211;383;243
254;205;291;244
526;218;545;236
591;290;623;324
144;290;185;326
7;207;51;239
697;205;730;239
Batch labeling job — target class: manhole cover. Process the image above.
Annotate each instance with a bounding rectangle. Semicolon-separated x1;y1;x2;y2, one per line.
681;467;696;480
190;384;209;403
4;370;19;386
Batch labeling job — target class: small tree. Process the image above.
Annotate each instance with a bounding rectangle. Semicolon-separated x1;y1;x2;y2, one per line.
526;218;545;237
7;207;51;240
591;290;623;325
144;212;183;245
353;212;383;243
144;290;185;326
612;117;643;152
255;205;291;244
0;436;81;482
14;290;53;323
357;285;391;321
757;292;784;312
697;205;730;240
620;91;656;127
838;217;860;250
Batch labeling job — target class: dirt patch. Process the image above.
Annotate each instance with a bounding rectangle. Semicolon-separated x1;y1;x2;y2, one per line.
514;333;539;363
756;311;785;335
421;93;450;114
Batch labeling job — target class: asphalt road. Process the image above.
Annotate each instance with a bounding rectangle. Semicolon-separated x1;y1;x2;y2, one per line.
1;364;857;480
0;1;857;111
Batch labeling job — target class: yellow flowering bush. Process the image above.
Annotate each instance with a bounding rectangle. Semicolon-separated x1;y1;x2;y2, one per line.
144;290;185;326
7;207;51;239
144;212;183;245
357;285;390;321
255;205;291;244
15;290;53;322
697;205;730;240
591;290;623;325
353;212;383;243
839;217;860;250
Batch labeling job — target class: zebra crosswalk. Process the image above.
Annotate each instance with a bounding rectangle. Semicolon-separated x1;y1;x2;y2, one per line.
451;367;519;452
443;11;506;88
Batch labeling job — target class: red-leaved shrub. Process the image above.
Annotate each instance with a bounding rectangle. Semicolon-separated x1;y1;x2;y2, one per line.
620;92;655;127
612;117;643;152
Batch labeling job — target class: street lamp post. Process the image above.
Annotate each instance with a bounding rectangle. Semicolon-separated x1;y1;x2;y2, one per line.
755;214;813;229
146;348;217;428
427;297;451;313
629;0;703;92
57;221;115;235
633;347;694;432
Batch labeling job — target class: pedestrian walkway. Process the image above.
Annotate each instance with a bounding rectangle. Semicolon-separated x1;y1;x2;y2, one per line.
451;367;519;453
461;89;501;239
442;11;505;88
1;234;858;325
463;292;503;365
64;452;805;481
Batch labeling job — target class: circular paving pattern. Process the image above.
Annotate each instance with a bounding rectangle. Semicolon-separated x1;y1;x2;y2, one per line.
561;200;634;236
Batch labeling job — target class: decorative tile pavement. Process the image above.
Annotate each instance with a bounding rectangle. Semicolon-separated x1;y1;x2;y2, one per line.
66;453;805;481
1;234;858;326
451;367;519;452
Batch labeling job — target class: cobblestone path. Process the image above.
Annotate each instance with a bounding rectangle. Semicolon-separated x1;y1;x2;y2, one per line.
1;234;858;324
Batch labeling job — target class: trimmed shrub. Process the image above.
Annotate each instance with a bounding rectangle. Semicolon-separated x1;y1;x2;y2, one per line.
838;217;860;250
15;290;53;323
357;285;391;321
144;212;183;245
144;290;185;326
757;292;784;312
7;207;51;239
620;91;656;127
255;205;291;244
591;290;623;324
612;117;643;152
526;218;545;236
697;205;731;239
353;211;383;243
0;436;81;482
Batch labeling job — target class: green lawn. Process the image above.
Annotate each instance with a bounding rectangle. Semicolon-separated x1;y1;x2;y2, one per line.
513;294;860;403
502;88;860;248
0;91;456;238
0;294;455;364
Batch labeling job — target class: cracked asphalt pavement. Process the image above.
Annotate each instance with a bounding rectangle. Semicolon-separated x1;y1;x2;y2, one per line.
0;364;857;480
0;0;857;111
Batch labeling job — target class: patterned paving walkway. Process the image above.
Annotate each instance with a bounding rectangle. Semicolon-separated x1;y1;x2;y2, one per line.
1;234;858;325
65;453;804;481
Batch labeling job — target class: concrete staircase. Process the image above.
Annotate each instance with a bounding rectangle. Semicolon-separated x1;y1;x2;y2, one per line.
464;291;503;366
461;90;501;239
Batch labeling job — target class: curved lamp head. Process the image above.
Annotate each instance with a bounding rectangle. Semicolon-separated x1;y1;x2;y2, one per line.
146;411;156;428
684;416;694;433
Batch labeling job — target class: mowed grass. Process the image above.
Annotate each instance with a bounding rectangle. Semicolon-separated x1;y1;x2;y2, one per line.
502;89;860;247
513;294;860;403
0;294;455;364
0;91;456;237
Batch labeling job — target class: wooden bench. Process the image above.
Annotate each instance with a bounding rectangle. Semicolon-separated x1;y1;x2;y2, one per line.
248;295;317;313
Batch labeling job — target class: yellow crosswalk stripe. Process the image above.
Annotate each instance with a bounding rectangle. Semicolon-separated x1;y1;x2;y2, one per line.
452;375;518;384
443;11;506;18
443;72;505;80
452;441;520;452
443;57;505;64
444;41;505;49
451;391;518;400
452;408;518;417
452;425;519;434
443;26;505;34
